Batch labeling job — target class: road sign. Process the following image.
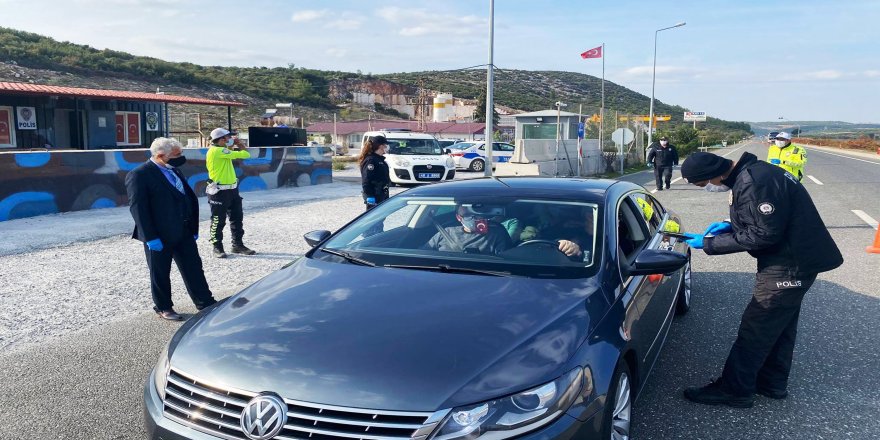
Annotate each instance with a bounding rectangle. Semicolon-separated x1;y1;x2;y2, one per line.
577;122;584;139
611;128;635;145
684;111;707;122
618;115;671;122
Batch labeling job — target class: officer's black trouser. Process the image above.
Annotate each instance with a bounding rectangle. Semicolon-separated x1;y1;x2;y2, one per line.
654;166;673;189
208;188;244;247
144;233;215;312
720;268;817;396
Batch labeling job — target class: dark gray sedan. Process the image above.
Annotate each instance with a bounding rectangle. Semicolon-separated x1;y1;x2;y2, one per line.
144;177;691;440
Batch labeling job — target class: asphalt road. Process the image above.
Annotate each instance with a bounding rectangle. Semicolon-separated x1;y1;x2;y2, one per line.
1;140;878;439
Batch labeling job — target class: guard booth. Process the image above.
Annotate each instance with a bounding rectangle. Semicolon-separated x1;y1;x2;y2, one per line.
0;82;333;221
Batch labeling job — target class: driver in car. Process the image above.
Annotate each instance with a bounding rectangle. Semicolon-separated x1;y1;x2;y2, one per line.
424;204;512;254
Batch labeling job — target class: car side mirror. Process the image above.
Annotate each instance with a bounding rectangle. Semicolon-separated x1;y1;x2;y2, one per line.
444;148;452;154
303;230;332;247
627;249;688;276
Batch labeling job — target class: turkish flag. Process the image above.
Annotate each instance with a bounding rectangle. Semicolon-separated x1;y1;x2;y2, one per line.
580;46;602;59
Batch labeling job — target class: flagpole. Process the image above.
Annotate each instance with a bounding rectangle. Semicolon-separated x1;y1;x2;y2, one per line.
599;43;605;162
577;103;582;177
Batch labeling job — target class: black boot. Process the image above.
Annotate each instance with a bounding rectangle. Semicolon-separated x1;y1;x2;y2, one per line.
231;243;256;255
683;378;754;408
213;245;228;259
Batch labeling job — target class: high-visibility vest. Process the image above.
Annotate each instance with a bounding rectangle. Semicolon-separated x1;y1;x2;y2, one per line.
767;144;807;181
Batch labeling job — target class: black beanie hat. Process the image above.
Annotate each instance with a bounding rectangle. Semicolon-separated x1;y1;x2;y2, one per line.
680;152;733;183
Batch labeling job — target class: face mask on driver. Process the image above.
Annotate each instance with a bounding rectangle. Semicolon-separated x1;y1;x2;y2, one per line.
459;216;489;234
704;183;731;192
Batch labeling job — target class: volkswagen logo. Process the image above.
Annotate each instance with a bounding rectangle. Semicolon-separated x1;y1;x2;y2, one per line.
240;394;288;440
426;164;433;169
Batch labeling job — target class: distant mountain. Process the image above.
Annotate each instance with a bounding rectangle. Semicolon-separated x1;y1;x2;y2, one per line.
750;120;880;138
0;26;751;147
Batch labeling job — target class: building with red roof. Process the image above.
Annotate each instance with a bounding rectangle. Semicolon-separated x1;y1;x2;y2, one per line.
0;81;245;150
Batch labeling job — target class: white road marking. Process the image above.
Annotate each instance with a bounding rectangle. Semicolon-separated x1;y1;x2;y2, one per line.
805;148;880;165
721;146;744;157
807;175;823;185
852;210;879;229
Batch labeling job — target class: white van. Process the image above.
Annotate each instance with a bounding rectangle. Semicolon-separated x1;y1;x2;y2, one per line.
362;130;456;185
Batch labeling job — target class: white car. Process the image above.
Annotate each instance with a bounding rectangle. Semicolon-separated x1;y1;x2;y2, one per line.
448;141;516;172
362;130;455;185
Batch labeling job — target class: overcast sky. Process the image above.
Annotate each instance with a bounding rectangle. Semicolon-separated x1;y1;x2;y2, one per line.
1;0;878;123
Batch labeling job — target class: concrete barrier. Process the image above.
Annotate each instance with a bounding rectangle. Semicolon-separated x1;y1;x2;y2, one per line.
0;146;332;221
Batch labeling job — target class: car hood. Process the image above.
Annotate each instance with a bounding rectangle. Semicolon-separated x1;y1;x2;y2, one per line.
170;257;603;411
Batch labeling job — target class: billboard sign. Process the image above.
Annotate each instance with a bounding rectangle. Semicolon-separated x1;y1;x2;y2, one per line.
684;111;707;122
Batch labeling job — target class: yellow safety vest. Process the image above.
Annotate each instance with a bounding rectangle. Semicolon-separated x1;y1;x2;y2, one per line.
206;145;251;184
767;144;807;180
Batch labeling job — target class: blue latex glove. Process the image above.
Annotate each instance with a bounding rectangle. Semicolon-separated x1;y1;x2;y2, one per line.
770;158;781;165
683;233;705;249
365;197;376;205
193;234;199;241
704;221;732;235
146;238;164;252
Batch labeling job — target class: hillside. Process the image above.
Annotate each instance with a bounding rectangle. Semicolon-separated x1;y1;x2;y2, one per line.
0;26;751;149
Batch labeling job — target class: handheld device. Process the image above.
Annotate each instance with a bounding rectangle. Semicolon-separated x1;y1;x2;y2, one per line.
661;231;692;240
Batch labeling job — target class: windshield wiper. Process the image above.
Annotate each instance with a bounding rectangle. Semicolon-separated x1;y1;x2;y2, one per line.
383;264;512;277
320;248;376;267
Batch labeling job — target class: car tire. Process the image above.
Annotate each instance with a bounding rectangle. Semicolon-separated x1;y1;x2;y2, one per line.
675;250;692;315
601;360;633;440
469;159;485;172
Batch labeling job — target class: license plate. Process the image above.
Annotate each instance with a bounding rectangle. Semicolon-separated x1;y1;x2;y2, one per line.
418;173;441;179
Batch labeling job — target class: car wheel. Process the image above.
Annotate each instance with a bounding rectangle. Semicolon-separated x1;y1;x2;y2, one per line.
675;250;692;315
602;361;632;440
470;159;485;172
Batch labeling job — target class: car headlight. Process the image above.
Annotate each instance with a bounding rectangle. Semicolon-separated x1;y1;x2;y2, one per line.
153;342;171;401
433;368;583;440
394;158;411;167
446;157;455;168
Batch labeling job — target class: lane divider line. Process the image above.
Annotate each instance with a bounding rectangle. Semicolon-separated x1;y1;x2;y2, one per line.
805;148;880;166
852;210;879;229
807;175;823;185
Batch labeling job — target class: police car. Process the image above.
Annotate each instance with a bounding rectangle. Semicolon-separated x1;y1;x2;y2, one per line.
363;130;455;185
448;141;516;172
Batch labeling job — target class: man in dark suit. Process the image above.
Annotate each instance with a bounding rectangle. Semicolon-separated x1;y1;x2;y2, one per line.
126;137;217;321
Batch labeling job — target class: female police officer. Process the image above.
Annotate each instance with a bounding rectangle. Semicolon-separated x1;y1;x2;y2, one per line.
359;135;391;211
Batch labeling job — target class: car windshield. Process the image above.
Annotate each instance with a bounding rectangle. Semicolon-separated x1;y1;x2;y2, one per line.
386;138;443;155
315;196;601;278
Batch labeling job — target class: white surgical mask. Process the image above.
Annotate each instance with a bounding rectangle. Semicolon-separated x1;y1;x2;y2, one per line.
226;138;235;147
660;140;668;146
775;140;789;148
704;183;731;192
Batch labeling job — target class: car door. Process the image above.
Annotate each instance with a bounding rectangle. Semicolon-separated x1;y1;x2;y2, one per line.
615;196;658;368
492;142;515;164
626;192;680;368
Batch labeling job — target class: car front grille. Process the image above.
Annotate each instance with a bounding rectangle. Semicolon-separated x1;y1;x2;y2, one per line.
163;368;444;440
412;166;443;182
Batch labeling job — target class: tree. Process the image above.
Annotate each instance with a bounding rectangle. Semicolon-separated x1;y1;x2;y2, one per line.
473;90;500;126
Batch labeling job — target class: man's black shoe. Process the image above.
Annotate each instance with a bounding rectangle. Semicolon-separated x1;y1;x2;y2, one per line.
656;188;663;191
213;246;227;258
683;379;754;408
666;185;671;189
231;244;256;255
756;387;788;399
153;306;184;321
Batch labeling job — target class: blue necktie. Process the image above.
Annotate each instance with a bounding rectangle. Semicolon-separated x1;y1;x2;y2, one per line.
170;170;185;194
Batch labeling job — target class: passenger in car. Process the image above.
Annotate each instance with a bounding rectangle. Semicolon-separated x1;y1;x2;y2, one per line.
520;205;594;261
424;205;512;254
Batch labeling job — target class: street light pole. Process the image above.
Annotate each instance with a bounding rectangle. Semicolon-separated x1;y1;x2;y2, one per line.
647;22;685;156
484;0;495;177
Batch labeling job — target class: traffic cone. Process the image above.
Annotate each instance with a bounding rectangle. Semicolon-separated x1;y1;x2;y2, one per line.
867;225;880;254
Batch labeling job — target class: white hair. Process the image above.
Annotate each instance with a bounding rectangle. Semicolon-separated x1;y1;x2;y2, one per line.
150;137;182;157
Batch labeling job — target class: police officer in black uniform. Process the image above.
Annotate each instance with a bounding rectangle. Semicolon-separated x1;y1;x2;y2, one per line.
646;136;679;191
359;135;391;211
679;151;843;408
